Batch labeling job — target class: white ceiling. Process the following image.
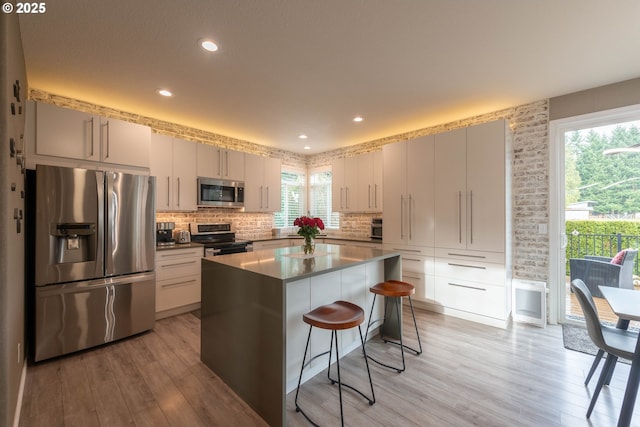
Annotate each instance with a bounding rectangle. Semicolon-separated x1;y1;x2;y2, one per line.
18;0;640;154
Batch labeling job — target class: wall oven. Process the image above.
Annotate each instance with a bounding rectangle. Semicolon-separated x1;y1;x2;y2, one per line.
371;218;382;239
197;177;244;208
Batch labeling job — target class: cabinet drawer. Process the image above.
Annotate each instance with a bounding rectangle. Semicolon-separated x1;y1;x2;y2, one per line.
156;257;200;279
400;254;434;274
434;276;507;319
156;275;201;312
434;258;505;286
156;247;203;261
401;271;434;302
434;248;504;264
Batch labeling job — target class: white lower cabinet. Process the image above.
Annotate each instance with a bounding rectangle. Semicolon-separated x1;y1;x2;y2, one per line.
433;249;509;326
383;244;435;303
155;246;203;318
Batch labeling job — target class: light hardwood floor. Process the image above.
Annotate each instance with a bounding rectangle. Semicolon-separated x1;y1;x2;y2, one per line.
19;308;640;427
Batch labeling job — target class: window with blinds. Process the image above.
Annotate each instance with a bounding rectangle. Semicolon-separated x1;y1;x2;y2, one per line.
274;169;305;228
309;167;339;229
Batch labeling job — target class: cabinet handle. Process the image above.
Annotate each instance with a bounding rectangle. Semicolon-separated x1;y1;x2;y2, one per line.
410;195;414;239
177;177;181;206
162;260;197;268
345;187;349;209
404;258;421;262
160;251;199;258
447;252;486;259
340;188;344;209
448;282;486;291
374;184;378;209
394;248;421;253
458;191;462;244
259;186;263;209
225;151;229;176
447;262;486;270
88;117;94;156
400;195;404;240
469;190;474;245
403;274;421;280
265;186;269;209
162;279;197;288
104;120;110;159
218;149;222;176
368;184;371;209
166;176;170;207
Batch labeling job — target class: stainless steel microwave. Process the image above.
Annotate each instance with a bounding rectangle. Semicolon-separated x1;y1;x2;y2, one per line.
197;177;245;208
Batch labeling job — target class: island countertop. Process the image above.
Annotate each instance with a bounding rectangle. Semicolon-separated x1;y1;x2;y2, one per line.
202;243;401;282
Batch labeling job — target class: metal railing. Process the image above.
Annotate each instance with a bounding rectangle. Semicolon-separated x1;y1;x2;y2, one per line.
566;232;640;275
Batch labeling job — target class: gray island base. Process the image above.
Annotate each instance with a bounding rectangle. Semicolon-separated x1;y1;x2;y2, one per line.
201;244;402;426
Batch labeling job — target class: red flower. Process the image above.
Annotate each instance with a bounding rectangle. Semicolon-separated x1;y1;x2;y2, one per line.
293;216;324;239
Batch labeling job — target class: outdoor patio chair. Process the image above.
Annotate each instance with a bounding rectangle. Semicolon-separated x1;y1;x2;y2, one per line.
569;249;637;299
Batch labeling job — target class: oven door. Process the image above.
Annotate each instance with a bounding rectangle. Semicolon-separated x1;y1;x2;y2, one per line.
205;245;248;256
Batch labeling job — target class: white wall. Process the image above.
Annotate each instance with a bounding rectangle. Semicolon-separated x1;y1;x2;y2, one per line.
0;12;27;427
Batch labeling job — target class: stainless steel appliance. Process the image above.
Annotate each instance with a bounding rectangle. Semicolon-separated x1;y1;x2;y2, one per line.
175;229;191;244
190;222;252;256
371;218;382;239
28;165;156;361
197;177;244;208
156;222;176;246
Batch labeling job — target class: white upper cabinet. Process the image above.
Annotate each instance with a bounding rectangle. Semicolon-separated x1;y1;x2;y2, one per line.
356;152;383;213
434;120;506;253
150;134;197;212
332;152;382;213
244;153;281;212
383;135;435;247
331;157;358;212
196;144;245;181
35;102;150;168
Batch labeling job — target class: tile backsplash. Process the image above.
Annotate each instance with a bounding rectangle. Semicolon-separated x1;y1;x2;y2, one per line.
156;210;378;240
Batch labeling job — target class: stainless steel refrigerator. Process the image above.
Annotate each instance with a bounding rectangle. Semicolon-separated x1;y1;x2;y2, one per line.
30;165;156;361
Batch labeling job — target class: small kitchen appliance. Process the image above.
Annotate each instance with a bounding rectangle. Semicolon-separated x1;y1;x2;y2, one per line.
189;222;252;256
156;222;176;246
175;229;191;244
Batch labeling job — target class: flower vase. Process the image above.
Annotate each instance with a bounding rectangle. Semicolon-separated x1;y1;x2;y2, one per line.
303;236;315;255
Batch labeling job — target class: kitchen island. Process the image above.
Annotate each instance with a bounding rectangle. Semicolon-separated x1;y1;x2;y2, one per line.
200;243;401;426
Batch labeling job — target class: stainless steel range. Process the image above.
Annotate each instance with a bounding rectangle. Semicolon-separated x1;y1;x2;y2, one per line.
189;223;252;256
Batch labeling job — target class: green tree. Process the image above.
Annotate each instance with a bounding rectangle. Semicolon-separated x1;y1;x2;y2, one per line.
569;125;640;216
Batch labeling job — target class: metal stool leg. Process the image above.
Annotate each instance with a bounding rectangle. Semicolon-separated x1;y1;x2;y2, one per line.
365;295;423;373
298;324;376;427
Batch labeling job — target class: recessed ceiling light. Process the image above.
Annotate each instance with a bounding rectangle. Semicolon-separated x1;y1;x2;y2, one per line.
157;89;173;97
303;146;311;150
299;134;308;139
353;116;363;122
199;38;218;52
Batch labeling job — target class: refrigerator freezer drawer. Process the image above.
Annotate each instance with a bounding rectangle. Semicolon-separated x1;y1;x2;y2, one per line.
34;272;155;361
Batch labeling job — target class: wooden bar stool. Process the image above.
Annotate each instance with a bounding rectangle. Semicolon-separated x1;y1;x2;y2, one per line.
364;280;423;373
294;300;376;427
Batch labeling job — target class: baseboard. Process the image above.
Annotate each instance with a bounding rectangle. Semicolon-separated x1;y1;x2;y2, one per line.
155;302;201;320
408;299;512;329
13;361;27;427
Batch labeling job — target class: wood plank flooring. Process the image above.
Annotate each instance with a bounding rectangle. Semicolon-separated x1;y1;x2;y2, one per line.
19;308;640;427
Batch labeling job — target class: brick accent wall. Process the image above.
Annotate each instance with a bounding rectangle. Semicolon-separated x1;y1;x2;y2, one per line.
29;90;550;282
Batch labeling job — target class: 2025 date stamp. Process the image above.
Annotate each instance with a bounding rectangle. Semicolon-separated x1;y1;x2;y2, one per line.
2;2;47;14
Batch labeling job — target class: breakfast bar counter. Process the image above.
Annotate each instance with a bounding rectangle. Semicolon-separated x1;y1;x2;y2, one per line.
200;244;401;426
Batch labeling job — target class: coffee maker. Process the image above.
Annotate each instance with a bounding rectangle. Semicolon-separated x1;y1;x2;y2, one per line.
156;222;176;247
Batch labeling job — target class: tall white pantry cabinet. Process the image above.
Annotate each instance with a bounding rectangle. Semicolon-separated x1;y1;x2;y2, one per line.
383;119;512;328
